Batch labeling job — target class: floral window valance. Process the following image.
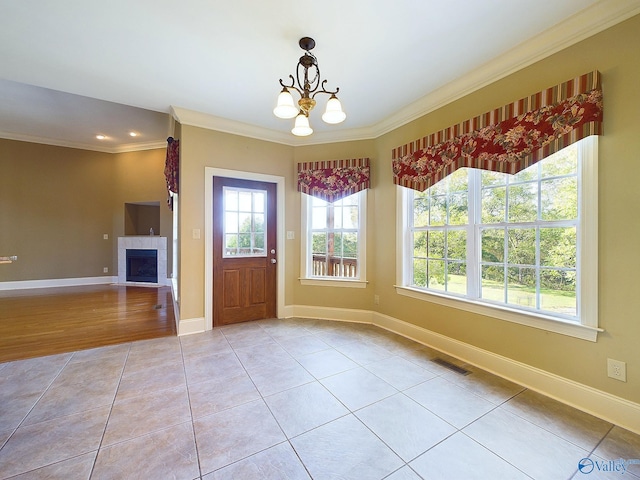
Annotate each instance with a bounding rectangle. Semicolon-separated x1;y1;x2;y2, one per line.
298;158;370;203
392;71;603;192
164;137;179;209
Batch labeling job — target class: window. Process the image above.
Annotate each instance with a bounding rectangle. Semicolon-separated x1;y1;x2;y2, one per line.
397;137;598;340
223;186;266;257
301;191;367;287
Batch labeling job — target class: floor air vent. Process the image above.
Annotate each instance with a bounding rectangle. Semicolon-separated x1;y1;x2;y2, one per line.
431;358;471;375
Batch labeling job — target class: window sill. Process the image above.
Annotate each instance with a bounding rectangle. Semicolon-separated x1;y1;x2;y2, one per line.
300;278;368;288
394;285;601;342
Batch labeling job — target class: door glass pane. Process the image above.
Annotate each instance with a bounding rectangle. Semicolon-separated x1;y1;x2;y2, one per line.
223;186;267;257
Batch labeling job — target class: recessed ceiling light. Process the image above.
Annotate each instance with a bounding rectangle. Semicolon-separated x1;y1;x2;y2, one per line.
129;131;138;137
96;134;106;140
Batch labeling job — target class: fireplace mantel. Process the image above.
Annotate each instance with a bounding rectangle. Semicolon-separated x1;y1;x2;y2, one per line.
117;236;167;285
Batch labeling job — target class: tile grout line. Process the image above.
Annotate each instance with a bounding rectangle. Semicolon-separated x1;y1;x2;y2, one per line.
178;334;205;480
87;341;133;479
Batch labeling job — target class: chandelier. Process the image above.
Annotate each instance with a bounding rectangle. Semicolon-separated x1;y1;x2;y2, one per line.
273;37;346;136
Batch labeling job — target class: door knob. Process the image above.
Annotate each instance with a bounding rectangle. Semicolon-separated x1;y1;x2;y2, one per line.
270;258;277;264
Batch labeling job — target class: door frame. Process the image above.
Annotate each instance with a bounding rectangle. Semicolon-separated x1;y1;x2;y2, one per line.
204;167;285;331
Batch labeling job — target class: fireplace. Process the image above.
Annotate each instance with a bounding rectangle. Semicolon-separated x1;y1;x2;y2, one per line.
126;249;158;283
117;236;167;285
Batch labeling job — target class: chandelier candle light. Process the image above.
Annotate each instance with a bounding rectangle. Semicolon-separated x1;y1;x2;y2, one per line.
273;37;346;136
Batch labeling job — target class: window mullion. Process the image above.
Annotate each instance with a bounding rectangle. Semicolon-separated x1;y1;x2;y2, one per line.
467;169;480;299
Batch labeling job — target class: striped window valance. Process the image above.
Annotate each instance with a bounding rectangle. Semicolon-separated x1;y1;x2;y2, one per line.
392;71;603;192
298;158;370;203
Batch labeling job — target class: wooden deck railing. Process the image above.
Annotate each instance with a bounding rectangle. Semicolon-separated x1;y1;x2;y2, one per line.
312;255;357;278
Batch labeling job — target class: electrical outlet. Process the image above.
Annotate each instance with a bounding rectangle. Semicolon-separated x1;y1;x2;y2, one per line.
607;358;626;382
374;294;380;305
103;233;109;240
103;267;109;273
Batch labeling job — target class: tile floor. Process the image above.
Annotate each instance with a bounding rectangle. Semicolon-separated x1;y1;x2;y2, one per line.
0;318;639;479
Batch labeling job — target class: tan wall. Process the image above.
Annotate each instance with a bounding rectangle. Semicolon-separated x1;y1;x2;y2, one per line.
292;140;377;310
178;127;294;320
0;140;172;281
366;15;639;403
177;14;640;404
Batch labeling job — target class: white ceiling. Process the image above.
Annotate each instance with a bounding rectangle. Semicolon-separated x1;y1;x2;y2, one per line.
1;0;638;152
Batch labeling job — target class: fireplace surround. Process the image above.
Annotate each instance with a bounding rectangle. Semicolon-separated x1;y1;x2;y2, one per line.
117;236;167;285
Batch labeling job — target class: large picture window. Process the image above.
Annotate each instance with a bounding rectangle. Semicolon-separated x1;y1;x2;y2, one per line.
397;137;598;340
301;190;367;287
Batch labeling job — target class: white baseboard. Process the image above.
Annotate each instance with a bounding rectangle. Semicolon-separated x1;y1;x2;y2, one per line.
289;304;373;324
178;317;205;336
288;304;640;435
0;276;117;291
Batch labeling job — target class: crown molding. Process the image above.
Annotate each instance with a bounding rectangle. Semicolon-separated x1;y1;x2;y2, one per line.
369;0;640;138
175;0;640;145
0;130;166;154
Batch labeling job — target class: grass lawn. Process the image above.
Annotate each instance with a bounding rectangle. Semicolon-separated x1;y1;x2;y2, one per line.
429;274;576;316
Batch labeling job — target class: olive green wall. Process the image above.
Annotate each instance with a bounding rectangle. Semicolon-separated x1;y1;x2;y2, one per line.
0;140;172;282
177;14;640;404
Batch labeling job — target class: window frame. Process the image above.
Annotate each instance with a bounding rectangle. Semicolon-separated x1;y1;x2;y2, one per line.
300;190;367;288
396;136;600;341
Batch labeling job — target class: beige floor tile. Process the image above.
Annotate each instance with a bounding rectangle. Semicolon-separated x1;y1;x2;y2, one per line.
115;361;186;400
385;466;423;480
503;389;613;451
92;422;199;480
355;393;456;461
23;376;118;425
291;414;403;480
188;370;260;419
334;340;394;365
102;384;191;446
406;376;496;428
194;399;286;475
321;366;397;411
464;407;589;479
233;342;292;370
246;358;315;397
0;355;70;399
274;334;330;357
203;442;310;480
0;406;110;478
264;381;349;438
0;391;43;431
365;355;436;390
180;333;233;360
411;432;530;479
68;343;130;364
184;350;245;386
443;366;524;404
9;451;97;480
296;348;358;379
52;357;124;389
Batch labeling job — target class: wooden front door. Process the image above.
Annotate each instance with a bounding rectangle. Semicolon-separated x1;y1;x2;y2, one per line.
213;177;277;326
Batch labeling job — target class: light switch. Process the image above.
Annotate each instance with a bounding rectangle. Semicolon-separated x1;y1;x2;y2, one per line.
103;234;109;240
192;229;201;239
287;231;295;240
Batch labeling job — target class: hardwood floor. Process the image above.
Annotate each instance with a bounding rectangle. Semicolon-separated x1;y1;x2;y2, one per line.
0;284;176;363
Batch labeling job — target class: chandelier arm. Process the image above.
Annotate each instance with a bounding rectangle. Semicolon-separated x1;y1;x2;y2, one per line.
311;80;340;99
278;75;303;97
